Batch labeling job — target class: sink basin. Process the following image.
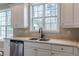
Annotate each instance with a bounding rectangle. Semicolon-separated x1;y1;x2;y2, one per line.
29;38;50;41
29;38;38;40
39;38;50;41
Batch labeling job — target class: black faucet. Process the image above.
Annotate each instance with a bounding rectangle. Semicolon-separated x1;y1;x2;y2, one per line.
39;28;45;39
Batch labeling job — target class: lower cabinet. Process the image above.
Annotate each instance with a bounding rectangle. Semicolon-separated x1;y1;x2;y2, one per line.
51;45;74;56
36;49;51;56
24;47;36;56
24;42;75;56
4;39;79;56
24;43;51;56
24;47;51;56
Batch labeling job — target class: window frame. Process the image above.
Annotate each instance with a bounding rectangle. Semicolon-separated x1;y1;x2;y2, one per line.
0;8;13;39
30;3;60;33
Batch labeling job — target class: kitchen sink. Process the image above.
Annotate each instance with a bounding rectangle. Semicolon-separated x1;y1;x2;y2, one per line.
29;38;50;41
29;38;38;40
39;38;49;41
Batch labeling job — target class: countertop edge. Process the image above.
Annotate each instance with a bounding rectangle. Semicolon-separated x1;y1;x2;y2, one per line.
4;37;79;48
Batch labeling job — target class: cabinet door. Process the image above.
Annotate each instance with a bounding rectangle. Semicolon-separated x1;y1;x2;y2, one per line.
4;40;10;56
74;47;79;56
51;51;73;56
24;46;37;56
11;4;23;28
37;49;51;56
11;4;28;28
74;4;79;27
61;4;74;28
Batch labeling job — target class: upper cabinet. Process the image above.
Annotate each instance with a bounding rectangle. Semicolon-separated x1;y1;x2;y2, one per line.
11;4;28;28
61;3;79;28
61;4;74;28
74;4;79;28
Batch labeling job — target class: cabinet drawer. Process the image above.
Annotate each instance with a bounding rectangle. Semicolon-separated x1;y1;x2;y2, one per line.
51;45;73;53
51;51;73;56
24;42;51;50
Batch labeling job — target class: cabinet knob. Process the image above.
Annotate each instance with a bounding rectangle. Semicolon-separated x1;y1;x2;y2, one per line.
61;48;64;50
34;49;38;51
51;53;54;55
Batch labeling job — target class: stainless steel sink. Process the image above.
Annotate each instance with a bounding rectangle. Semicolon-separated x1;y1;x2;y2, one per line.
39;38;49;41
29;38;50;41
29;38;38;40
29;28;49;41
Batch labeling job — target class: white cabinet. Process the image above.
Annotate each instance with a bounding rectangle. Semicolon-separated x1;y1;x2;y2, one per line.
4;39;10;56
74;4;79;27
24;46;36;56
36;49;51;56
61;3;74;28
11;4;28;28
24;42;74;56
51;51;73;56
61;3;79;28
51;45;74;54
24;42;51;56
4;39;79;56
51;45;74;56
24;46;50;56
73;47;79;56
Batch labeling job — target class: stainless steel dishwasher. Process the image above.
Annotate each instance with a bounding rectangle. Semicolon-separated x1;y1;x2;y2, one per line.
10;40;24;56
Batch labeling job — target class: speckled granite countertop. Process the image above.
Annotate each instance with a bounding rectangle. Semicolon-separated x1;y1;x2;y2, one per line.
4;37;79;48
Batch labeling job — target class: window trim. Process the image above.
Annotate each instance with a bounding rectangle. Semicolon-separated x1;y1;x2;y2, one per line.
30;3;60;33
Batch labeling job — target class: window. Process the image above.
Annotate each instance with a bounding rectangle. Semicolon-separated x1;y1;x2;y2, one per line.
30;3;60;32
0;9;13;39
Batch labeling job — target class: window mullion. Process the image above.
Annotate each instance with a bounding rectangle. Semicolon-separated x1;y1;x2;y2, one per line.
5;11;7;38
43;4;45;30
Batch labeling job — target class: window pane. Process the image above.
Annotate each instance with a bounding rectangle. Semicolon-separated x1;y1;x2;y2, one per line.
32;18;43;30
45;24;51;31
32;23;43;31
45;17;58;31
45;3;57;16
1;31;5;37
1;12;6;17
45;18;51;23
32;5;43;17
51;23;58;31
33;18;43;23
45;17;57;23
50;17;57;23
0;14;6;26
0;26;5;31
7;26;13;30
7;30;13;36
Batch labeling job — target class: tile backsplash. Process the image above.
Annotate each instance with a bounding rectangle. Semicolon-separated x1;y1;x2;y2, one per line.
13;28;79;42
